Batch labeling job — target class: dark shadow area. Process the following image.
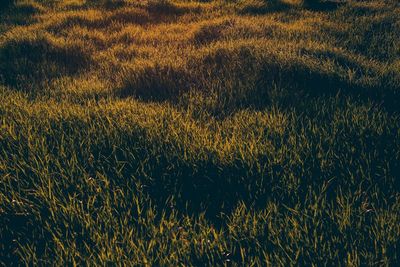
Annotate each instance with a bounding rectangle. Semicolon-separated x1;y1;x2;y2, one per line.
236;0;291;15
86;0;128;10
0;1;43;15
192;19;235;46
0;37;91;92
119;64;192;102
0;0;42;31
0;0;13;12
0;205;51;265
303;0;345;12
146;0;201;15
82;120;400;226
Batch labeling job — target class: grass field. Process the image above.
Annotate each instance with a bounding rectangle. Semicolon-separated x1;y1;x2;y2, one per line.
1;0;400;265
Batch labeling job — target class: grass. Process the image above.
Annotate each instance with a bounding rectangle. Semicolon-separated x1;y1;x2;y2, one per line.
0;0;399;265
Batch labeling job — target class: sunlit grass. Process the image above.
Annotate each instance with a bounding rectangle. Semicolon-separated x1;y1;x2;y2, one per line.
1;0;399;265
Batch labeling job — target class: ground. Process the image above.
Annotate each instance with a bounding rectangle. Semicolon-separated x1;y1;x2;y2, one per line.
0;0;399;265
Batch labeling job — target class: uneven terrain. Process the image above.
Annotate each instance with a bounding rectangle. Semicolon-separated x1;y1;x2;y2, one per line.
1;0;400;265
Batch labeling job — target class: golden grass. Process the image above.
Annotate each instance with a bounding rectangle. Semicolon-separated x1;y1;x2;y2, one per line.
1;0;400;265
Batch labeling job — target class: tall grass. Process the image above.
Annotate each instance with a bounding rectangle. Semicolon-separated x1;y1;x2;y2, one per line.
1;0;399;265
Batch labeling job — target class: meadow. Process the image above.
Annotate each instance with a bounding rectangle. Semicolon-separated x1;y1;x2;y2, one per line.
0;0;399;265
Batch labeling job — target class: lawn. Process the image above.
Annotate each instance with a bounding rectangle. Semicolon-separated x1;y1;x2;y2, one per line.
0;0;399;265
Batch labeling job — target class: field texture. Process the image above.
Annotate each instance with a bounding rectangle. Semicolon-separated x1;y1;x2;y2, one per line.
1;0;400;265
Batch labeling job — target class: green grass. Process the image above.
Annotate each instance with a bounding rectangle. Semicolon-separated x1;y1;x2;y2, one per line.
1;0;399;265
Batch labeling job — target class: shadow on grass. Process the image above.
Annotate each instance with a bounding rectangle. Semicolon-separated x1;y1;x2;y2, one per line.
236;0;291;15
0;205;51;265
119;64;192;102
0;0;14;12
303;0;345;12
0;0;43;29
118;45;400;115
0;36;91;92
146;0;201;15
